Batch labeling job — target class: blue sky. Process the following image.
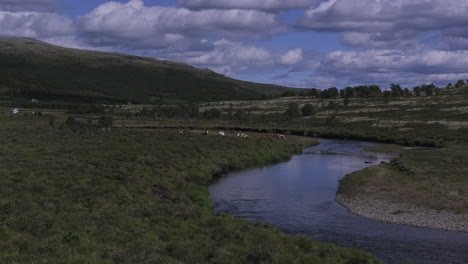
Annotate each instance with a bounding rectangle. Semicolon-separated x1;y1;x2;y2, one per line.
1;0;468;89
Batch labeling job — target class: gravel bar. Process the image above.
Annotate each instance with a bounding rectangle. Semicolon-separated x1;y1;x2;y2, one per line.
336;194;468;233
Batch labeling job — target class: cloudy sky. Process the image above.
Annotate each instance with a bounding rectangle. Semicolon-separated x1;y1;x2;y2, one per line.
1;0;468;89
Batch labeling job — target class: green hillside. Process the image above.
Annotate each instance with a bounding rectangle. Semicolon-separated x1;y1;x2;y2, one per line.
0;38;296;104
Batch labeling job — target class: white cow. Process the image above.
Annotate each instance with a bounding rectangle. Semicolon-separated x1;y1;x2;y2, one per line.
237;133;249;138
276;134;286;139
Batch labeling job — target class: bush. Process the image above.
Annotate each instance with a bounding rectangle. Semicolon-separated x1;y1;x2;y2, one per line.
301;103;316;116
284;102;300;118
98;116;114;131
202;109;222;119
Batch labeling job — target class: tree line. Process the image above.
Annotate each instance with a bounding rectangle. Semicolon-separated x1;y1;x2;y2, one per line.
279;80;468;99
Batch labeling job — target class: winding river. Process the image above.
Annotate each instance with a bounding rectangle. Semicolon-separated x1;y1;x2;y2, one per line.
209;139;468;264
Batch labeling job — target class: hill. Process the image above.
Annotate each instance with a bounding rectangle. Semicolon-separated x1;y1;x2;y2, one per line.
0;38;298;104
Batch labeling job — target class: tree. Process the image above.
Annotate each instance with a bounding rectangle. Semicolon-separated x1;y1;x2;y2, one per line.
390;84;403;97
403;88;410;97
343;97;350;107
329;87;339;98
48;115;56;130
307;89;319;98
425;87;434;96
421;84;435;96
284;102;300;118
202;109;221;119
233;110;250;122
326;101;338;109
368;85;382;97
413;86;421;97
339;89;346;98
343;87;355;98
301;103;315;116
65;116;76;131
184;103;200;118
319;88;339;99
455;80;466;89
99;116;114;131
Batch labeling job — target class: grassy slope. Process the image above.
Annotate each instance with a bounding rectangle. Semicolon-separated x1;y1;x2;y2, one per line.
198;92;468;146
338;146;468;213
0;116;381;264
362;145;405;154
0;38;297;103
147;93;468;214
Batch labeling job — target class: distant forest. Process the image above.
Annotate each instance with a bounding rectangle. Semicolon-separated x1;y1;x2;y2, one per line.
280;79;468;99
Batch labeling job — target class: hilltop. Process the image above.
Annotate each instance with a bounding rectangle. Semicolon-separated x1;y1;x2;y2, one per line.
0;38;298;104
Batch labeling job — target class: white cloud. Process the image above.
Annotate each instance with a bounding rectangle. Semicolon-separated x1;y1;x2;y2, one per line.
341;31;421;49
184;39;273;65
154;39;276;77
0;0;56;12
142;39;312;78
78;0;282;48
321;49;468;73
318;49;468;87
301;0;468;32
299;0;468;49
2;0;467;89
0;10;73;38
310;76;337;88
280;48;303;65
177;0;317;11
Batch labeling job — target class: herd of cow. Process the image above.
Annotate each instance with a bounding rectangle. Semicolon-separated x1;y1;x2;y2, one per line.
177;130;286;140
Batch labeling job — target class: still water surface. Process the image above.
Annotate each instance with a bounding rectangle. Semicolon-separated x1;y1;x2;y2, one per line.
209;139;468;264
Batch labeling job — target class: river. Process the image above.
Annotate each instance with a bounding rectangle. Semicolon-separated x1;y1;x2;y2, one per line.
209;138;468;264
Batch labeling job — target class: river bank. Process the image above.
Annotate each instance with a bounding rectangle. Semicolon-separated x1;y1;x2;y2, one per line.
336;194;468;233
336;144;468;233
210;138;468;264
0;116;384;264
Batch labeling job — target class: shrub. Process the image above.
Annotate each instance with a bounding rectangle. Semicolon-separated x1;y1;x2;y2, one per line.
301;103;316;116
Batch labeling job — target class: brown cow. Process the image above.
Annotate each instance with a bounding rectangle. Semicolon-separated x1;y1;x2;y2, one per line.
262;134;275;140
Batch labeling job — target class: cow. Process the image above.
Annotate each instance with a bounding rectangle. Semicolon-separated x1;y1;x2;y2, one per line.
218;131;225;136
237;133;249;138
262;134;275;140
276;134;286;139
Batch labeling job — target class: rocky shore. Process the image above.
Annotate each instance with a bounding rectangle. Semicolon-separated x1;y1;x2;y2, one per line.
336;194;468;233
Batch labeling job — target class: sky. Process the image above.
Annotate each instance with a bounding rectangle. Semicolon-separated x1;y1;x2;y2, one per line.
1;0;468;89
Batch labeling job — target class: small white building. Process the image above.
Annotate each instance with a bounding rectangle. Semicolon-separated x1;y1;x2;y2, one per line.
9;108;19;114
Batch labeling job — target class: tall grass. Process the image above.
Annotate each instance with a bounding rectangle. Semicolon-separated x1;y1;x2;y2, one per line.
0;116;381;263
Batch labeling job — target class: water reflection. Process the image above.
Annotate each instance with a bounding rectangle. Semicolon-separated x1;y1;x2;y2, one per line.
210;139;468;264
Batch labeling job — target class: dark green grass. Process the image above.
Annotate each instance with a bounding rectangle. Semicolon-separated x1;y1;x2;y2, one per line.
363;145;405;154
338;146;468;213
0;117;381;263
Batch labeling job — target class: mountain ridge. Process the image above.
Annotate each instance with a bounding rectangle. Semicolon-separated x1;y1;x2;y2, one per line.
0;38;301;103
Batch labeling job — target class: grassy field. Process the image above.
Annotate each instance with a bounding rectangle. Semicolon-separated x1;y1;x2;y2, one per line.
0;115;383;264
198;91;468;146
339;145;468;213
1;87;466;262
149;92;468;216
362;145;405;155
